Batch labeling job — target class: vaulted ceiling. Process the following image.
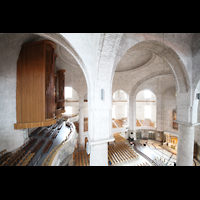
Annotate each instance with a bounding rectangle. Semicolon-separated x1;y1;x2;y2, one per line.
112;33;194;95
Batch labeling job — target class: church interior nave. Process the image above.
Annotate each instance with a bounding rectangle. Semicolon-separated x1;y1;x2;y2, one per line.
1;33;200;166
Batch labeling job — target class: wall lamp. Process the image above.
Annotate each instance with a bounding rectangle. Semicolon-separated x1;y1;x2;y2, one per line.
101;89;104;100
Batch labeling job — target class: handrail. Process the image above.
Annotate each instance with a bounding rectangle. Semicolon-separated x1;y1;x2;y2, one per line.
67;114;79;123
42;122;78;166
0;149;7;157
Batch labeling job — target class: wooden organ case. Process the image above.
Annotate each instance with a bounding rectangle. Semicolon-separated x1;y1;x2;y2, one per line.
57;69;66;112
14;40;62;129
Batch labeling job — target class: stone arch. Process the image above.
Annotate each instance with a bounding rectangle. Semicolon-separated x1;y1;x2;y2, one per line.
114;39;190;94
33;33;90;91
192;79;200;124
136;89;157;100
112;88;129;97
0;33;90;93
131;73;175;99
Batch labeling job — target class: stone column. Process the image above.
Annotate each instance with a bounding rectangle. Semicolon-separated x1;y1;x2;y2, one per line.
78;96;85;150
176;123;194;166
133;97;137;140
128;95;133;139
88;102;115;166
87;33;122;166
128;95;137;140
156;94;163;131
176;92;199;166
90;141;108;166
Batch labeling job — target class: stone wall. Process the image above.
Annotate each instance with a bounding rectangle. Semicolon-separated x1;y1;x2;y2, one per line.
0;34;25;151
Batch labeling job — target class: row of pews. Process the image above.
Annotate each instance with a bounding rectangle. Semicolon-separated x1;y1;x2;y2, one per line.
108;142;138;165
73;150;90;166
136;119;155;127
73;142;139;166
1;138;37;166
0;150;12;165
113;119;124;128
0;120;64;166
42;140;53;154
135;162;150;166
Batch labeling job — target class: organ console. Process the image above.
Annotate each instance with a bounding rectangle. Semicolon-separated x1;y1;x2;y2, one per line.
14;40;65;129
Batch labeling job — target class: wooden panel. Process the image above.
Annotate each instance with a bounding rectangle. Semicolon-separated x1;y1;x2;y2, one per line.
14;118;57;129
15;40;58;129
16;48;23;123
21;43;45;122
45;43;55;119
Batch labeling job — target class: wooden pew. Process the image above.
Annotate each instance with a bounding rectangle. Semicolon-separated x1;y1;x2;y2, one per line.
84;150;89;166
81;151;86;166
0;152;12;165
108;145;120;164
79;151;82;166
108;147;115;165
117;143;133;160
110;145;125;163
120;143;138;158
43;140;53;153
114;144;128;162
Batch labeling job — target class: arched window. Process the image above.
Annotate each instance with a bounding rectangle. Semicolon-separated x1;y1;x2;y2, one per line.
65;106;72;115
65;87;72;98
136;90;156;128
112;90;128;119
112;90;128;129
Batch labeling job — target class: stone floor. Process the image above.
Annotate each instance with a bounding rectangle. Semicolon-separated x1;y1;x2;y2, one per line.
131;139;200;166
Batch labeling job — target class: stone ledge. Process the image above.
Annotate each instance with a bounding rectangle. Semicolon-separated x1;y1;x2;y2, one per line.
89;137;115;146
174;120;200;127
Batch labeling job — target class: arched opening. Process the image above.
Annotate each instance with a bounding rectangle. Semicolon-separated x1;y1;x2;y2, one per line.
136;90;156;129
112;90;128;128
194;80;200;161
63;87;79;119
112;90;128;143
0;33;89;166
148;131;155;140
111;36;192;166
